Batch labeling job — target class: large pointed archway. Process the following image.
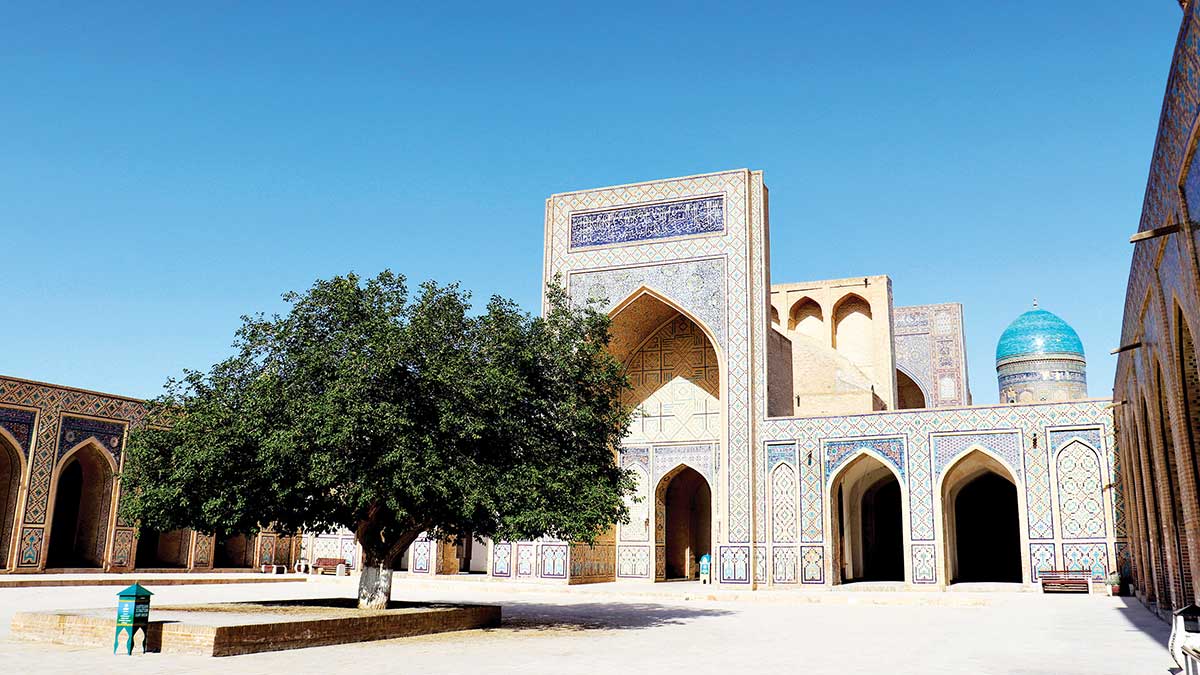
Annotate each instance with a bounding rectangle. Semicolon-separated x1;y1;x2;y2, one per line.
0;430;23;569
655;464;712;581
46;441;116;568
830;453;905;583
940;449;1021;583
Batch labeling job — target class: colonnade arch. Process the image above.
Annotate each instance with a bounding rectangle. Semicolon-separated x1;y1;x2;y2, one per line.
0;430;24;570
829;452;904;584
938;449;1022;584
46;441;116;568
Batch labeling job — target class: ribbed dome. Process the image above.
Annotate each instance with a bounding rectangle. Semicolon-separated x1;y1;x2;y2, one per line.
996;308;1084;363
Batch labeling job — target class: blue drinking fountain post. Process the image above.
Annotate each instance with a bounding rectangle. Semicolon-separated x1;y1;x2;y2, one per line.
699;554;712;584
113;582;153;655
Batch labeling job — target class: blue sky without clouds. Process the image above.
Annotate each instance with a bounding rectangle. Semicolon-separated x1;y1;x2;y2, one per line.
0;2;1184;403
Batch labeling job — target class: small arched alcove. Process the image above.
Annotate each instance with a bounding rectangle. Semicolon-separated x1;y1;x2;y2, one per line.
654;464;711;581
940;449;1021;583
896;368;928;410
830;453;904;583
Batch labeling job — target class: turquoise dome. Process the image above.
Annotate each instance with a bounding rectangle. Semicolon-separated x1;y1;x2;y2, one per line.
996;308;1084;363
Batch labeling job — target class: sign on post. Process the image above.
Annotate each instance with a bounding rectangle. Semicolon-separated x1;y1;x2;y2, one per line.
113;583;153;655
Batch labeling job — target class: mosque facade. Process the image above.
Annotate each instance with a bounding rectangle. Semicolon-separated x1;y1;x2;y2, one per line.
0;171;1125;589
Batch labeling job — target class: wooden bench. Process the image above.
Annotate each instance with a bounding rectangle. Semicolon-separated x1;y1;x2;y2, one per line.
1039;569;1093;593
312;557;348;575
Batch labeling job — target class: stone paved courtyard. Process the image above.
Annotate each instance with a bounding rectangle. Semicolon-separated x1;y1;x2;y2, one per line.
0;577;1175;674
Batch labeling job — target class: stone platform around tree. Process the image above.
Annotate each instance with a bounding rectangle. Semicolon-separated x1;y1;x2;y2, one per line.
11;598;500;656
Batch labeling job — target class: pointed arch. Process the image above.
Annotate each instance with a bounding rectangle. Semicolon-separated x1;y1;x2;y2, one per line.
608;285;724;366
832;293;874;376
654;462;712;581
828;451;906;584
787;296;824;342
46;439;117;568
938;447;1023;583
0;426;25;570
770;462;798;543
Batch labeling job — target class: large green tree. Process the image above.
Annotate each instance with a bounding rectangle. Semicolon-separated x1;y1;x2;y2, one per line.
121;271;634;608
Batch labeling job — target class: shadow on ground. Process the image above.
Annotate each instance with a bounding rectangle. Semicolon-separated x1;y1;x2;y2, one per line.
489;600;734;632
1114;595;1175;673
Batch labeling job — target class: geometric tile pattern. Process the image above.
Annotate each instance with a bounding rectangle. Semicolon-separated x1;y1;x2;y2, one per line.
1030;543;1056;581
541;544;568;578
652;444;717;488
57;415;125;463
110;529;134;567
1115;541;1132;579
569;195;725;249
194;535;212;567
772;546;797;583
624;317;720;444
801;545;824;584
755;547;767;583
799;444;823;543
18;527;41;565
824;436;905;481
912;543;936;584
932;431;1022;479
620;463;650;542
770;463;797;543
719;545;750;583
412;539;432;573
907;430;936;541
1055;440;1106;539
492;542;511;577
0;407;35;455
617;545;650;578
1062;542;1110;580
516;544;534;577
1024;433;1055;539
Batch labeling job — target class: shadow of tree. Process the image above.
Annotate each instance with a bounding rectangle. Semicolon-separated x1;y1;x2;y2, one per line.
487;600;734;632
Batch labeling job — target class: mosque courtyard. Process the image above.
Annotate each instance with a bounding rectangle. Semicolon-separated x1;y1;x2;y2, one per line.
0;578;1174;674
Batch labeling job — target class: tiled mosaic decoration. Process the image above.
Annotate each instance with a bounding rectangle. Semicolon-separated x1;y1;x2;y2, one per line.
1030;543;1056;581
824;436;905;481
492;542;511;577
617;545;650;578
1055;440;1106;539
570;195;725;249
912;544;936;584
542;544;568;578
58;415;125;463
1062;542;1109;580
771;463;797;543
0;407;35;455
801;546;824;584
772;547;797;583
720;546;750;583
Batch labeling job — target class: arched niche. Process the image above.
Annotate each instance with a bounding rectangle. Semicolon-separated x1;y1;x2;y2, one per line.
0;428;24;569
654;464;712;581
939;449;1021;583
47;440;117;568
832;294;874;378
612;289;721;445
787;297;824;342
829;452;904;583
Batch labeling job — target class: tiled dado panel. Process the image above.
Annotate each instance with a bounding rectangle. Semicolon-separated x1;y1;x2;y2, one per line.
548;170;764;546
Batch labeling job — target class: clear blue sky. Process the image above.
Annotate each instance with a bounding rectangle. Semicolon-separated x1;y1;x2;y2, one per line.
0;2;1183;403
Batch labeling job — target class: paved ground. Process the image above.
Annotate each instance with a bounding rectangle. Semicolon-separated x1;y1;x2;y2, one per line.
0;576;1175;674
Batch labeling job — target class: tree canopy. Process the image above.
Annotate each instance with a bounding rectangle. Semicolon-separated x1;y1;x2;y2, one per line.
121;271;634;606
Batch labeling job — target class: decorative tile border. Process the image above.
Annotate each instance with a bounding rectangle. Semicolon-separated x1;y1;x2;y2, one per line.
1030;543;1056;581
772;547;798;584
912;544;936;584
569;195;725;250
492;542;511;577
800;545;824;584
541;543;568;578
617;545;650;578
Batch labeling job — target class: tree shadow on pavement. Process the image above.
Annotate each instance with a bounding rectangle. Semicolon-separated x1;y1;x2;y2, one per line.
488;601;734;632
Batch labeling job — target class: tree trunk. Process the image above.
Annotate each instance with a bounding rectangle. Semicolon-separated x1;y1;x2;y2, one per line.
354;512;423;610
357;550;394;610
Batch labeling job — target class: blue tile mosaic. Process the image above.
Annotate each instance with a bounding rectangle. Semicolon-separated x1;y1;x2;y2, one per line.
569;196;724;249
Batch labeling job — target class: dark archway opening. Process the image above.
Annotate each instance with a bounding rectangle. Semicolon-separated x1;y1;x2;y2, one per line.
47;448;113;568
135;530;190;568
953;473;1020;582
214;534;254;568
0;438;21;568
859;475;904;581
663;467;711;580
